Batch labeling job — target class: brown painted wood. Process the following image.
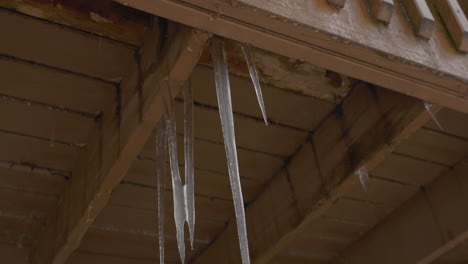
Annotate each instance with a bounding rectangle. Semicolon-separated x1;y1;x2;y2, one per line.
0;130;80;172
369;0;395;24
190;66;336;131
198;35;350;103
328;0;346;9
140;135;284;183
401;0;435;39
124;159;261;202
433;0;468;52
30;24;210;264
114;0;468;113
0;9;135;81
394;128;468;166
0;0;150;46
337;159;468;264
0;58;115;116
193;84;437;264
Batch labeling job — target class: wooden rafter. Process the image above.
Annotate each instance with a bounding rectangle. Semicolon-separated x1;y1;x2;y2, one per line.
113;0;468;113
30;23;210;264
336;158;468;264
192;83;439;263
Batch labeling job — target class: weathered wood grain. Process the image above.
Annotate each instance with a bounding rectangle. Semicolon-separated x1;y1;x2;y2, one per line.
30;24;210;264
114;0;468;113
193;83;437;263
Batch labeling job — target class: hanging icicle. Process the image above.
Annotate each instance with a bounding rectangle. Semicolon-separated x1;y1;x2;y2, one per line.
424;101;443;131
156;117;167;264
211;36;251;264
184;82;196;250
356;166;369;192
240;43;269;125
165;84;187;264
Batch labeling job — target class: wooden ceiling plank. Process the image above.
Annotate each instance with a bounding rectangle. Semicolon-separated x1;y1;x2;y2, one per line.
401;0;435;39
114;0;468;113
30;23;210;264
0;58;115;116
0;0;150;46
139;134;284;183
192;83;437;264
0;9;135;81
0;130;80;172
336;159;468;264
0;97;95;145
190;66;336;131
124;158;260;201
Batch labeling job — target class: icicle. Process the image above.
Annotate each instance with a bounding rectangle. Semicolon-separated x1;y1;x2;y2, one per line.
211;36;251;264
184;82;195;250
240;43;269;125
165;84;186;264
424;101;443;131
356;166;369;192
156;118;167;264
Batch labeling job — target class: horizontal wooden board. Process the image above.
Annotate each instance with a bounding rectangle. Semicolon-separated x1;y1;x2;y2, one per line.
345;177;417;208
0;243;28;264
109;184;234;223
0;0;150;46
371;153;449;186
78;227;206;262
0;166;65;197
69;252;175;264
191;66;335;131
0;9;135;81
93;203;225;244
426;108;468;140
0;58;115;115
173;100;308;157
140;135;284;183
0;130;80;171
394;128;468;166
322;198;389;226
124;159;260;201
0;96;95;145
0;187;57;218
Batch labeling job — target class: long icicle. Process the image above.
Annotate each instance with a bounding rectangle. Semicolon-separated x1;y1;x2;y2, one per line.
156;117;167;264
211;36;251;264
165;83;186;264
424;101;443;131
240;43;269;125
356;166;369;192
184;81;195;250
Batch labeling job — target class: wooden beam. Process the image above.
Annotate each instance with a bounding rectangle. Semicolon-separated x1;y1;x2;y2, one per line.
30;23;210;264
198;39;350;103
401;0;435;39
336;158;468;264
433;0;468;53
192;83;437;263
113;0;468;113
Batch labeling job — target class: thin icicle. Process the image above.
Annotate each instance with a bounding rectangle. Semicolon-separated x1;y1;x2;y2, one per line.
156;118;167;264
165;84;186;264
211;36;251;264
424;101;443;131
356;166;369;192
184;82;195;250
240;43;269;125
